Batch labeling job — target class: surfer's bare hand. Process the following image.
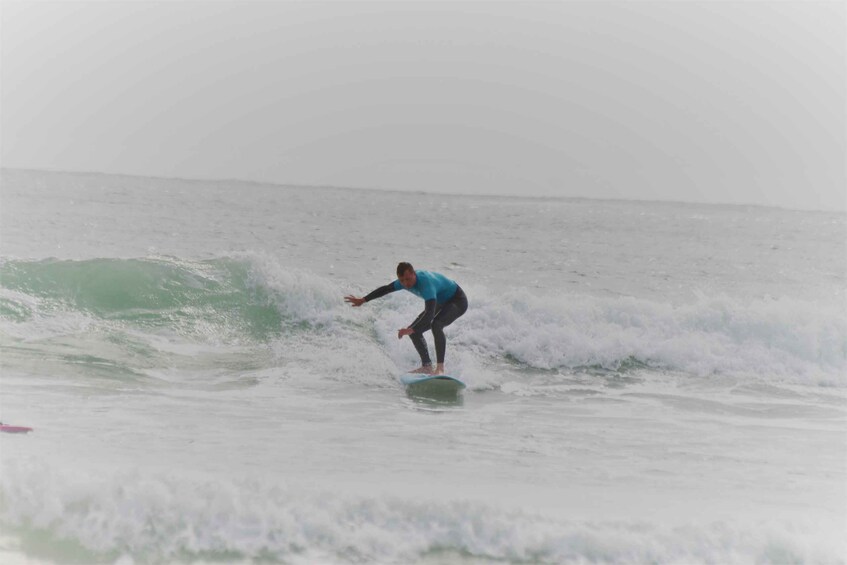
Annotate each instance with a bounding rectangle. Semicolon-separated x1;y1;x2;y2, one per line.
344;295;366;307
398;327;414;339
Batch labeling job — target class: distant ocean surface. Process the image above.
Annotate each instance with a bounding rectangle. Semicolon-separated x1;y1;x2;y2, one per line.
1;169;845;564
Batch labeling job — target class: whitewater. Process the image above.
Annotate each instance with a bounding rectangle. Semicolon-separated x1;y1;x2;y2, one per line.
0;168;845;564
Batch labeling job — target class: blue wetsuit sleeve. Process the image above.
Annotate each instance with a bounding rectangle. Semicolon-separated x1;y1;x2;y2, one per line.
410;299;437;333
364;282;399;302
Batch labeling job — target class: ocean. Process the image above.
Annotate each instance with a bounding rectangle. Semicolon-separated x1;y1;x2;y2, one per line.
1;168;845;564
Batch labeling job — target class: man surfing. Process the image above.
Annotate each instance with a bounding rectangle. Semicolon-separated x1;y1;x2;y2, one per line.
344;262;468;375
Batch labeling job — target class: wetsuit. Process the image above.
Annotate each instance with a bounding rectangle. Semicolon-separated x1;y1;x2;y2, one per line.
363;270;468;365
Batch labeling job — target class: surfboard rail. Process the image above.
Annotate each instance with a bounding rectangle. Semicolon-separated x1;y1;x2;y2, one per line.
399;373;466;389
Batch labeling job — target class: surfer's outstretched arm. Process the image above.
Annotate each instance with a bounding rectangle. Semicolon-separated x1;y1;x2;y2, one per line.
344;295;366;307
344;283;398;307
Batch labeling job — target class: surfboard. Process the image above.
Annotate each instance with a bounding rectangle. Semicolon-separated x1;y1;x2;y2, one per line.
399;373;466;391
0;424;33;434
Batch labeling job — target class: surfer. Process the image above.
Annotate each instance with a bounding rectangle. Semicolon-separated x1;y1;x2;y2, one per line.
345;262;468;375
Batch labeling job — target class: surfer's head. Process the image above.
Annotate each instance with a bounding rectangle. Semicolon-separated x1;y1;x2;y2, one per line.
397;262;416;288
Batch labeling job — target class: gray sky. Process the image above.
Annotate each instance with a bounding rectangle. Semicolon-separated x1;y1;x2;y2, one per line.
2;0;845;211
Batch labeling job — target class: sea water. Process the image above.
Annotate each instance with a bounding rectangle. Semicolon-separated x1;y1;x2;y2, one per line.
0;169;845;564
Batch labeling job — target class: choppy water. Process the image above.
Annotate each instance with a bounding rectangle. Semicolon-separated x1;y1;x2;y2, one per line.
1;169;845;564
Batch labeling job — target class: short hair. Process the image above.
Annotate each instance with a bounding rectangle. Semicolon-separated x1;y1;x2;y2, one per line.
396;262;414;277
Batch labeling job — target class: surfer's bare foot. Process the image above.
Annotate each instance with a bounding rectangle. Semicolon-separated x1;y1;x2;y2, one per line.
410;365;434;374
433;364;445;375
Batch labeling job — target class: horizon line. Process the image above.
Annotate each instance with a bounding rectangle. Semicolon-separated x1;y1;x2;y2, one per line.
2;166;842;214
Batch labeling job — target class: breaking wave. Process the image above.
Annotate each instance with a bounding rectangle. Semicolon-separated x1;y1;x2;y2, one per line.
0;459;842;565
1;255;844;386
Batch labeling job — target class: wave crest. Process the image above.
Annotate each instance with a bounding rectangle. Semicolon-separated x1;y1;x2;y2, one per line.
454;289;846;384
0;256;345;343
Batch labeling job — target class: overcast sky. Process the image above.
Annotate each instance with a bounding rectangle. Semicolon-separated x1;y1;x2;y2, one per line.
1;1;844;211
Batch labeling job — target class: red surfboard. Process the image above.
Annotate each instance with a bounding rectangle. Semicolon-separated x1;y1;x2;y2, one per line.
0;424;33;433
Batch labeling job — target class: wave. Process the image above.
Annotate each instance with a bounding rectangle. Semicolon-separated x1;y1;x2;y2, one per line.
1;255;844;386
450;289;847;385
0;256;295;342
1;460;842;564
0;255;363;386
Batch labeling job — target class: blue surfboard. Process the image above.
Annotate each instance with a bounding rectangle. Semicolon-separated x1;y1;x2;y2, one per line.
399;373;466;390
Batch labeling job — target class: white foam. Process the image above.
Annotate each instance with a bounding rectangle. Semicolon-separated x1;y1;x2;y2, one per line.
449;287;847;386
1;460;843;564
241;251;350;328
265;269;847;387
0;287;96;342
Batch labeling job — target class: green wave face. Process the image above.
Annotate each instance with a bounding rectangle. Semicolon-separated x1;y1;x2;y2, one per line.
0;257;284;343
